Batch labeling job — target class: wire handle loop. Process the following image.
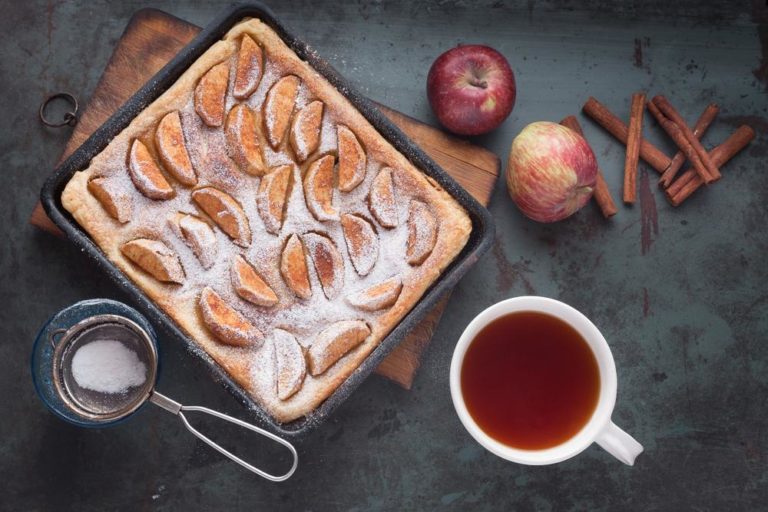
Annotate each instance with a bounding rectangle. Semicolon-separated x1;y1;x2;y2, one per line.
149;392;298;481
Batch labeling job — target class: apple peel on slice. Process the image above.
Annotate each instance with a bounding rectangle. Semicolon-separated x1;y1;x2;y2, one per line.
194;61;229;127
191;187;251;248
304;155;338;222
272;329;307;400
307;320;371;376
87;177;133;223
199;287;263;348
280;234;312;300
257;164;292;235
225;104;267;177
264;75;300;148
231;254;278;307
302;232;345;300
340;213;379;276
368;167;398;228
233;34;263;100
121;238;185;284
337;125;366;192
128;139;175;200
155;111;197;186
347;276;403;312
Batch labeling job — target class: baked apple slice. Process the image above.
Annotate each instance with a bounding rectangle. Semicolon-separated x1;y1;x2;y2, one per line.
194;61;229;127
307;320;370;376
128;139;175;200
368;167;398;228
231;254;278;307
191;187;251;247
170;213;217;270
290;100;323;162
406;200;438;265
304;155;338;222
225;103;267;176
155;111;197;186
121;238;185;284
264;75;300;148
337;125;366;192
272;329;307;400
87;177;132;223
347;276;403;312
340;213;378;276
199;287;263;348
233;34;263;99
280;234;312;300
257;164;292;235
302;233;345;300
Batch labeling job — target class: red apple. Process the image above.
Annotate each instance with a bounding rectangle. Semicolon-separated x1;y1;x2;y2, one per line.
506;122;597;223
427;45;516;136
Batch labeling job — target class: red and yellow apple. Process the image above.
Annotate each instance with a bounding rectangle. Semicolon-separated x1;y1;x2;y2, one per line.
506;121;597;223
427;45;516;136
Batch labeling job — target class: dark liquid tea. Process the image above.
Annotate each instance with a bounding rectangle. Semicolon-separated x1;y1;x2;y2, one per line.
461;311;600;450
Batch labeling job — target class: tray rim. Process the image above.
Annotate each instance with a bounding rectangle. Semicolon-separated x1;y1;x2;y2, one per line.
40;1;495;439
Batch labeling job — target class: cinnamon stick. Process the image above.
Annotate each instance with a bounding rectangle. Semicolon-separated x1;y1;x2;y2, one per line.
647;100;711;186
582;97;671;174
666;125;755;206
623;92;645;204
559;115;618;218
659;103;719;188
652;95;721;183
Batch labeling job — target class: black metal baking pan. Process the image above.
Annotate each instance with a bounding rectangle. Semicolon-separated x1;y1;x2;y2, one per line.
40;2;495;439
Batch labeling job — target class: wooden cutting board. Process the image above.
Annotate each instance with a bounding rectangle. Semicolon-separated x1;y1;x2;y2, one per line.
30;8;498;389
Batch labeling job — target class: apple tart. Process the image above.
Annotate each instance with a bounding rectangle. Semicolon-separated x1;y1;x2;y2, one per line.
61;18;472;422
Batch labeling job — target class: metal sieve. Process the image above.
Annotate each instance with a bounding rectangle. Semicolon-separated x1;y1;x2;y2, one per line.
35;304;297;482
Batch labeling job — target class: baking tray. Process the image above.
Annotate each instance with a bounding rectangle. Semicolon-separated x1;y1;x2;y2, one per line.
40;2;495;439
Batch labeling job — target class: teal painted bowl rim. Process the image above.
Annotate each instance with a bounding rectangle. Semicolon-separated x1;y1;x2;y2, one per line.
31;299;160;428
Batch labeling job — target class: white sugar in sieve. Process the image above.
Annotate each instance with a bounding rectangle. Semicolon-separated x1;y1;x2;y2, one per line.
47;314;297;481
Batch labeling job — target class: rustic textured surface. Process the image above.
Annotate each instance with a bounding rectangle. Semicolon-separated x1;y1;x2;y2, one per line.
3;1;767;510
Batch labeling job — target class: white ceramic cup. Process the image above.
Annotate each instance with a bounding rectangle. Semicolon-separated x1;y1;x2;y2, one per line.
450;296;643;466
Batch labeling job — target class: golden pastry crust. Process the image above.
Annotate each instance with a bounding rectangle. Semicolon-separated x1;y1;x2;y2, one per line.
61;18;471;423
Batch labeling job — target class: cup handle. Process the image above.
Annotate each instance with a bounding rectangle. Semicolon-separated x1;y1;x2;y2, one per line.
595;421;643;466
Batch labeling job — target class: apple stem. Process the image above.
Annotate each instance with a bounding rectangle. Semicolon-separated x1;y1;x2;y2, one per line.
469;78;488;89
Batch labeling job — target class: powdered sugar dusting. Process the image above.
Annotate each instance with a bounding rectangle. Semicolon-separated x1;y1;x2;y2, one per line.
302;232;345;299
317;108;338;154
176;214;218;269
272;328;307;400
406;200;438;265
295;82;311;109
304;156;339;221
347;276;403;311
368;167;399;228
77;32;449;420
263;75;299;147
307;320;370;375
89;177;134;223
128;140;174;199
233;34;264;100
290;101;322;162
245;59;281;111
341;213;379;276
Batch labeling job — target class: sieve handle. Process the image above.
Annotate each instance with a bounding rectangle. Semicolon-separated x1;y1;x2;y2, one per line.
48;328;69;349
148;392;298;482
